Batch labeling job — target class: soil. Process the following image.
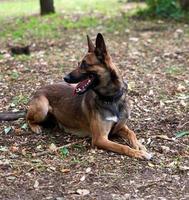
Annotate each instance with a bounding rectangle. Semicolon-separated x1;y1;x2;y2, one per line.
0;15;189;200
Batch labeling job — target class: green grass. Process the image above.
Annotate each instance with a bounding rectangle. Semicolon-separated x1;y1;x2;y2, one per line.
164;66;185;75
12;93;29;105
0;14;99;41
0;0;125;42
0;0;121;18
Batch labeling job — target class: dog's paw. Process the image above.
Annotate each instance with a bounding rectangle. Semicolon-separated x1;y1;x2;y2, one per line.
29;124;42;134
142;151;153;160
131;141;147;151
134;150;153;160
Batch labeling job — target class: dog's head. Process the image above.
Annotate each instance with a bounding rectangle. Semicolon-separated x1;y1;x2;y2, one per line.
64;33;123;95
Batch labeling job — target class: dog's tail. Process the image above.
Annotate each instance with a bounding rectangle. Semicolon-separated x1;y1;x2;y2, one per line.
0;111;26;121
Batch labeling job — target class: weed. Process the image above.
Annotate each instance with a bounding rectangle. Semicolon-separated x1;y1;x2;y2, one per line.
59;147;69;158
136;0;189;21
9;71;20;80
12;94;29;106
164;66;184;75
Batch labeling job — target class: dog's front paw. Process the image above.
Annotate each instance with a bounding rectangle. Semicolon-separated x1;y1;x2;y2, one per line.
134;150;153;160
131;141;147;151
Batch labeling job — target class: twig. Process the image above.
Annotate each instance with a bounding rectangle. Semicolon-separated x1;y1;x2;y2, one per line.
178;121;189;129
33;138;87;157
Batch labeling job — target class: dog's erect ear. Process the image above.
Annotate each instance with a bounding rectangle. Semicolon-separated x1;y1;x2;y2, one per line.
87;35;95;52
95;33;107;61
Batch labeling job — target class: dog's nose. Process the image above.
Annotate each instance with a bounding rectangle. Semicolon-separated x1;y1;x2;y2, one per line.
64;74;71;83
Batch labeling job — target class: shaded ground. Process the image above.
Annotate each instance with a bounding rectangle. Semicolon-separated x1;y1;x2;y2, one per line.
0;7;189;200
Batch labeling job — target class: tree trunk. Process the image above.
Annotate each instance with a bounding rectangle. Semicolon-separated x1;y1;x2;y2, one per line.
179;0;189;10
40;0;55;15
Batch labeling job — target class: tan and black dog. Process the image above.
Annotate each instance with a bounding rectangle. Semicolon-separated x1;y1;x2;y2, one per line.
0;33;152;159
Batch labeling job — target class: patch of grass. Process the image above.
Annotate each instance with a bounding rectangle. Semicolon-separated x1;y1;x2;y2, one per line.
12;94;29;106
0;0;125;41
0;0;121;19
73;144;86;153
0;54;4;60
14;55;31;62
0;0;39;18
0;14;99;41
70;156;89;166
106;13;129;32
164;66;185;75
9;71;20;80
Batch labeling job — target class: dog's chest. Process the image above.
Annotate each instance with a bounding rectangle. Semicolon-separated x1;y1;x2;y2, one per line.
104;113;118;122
98;102;125;123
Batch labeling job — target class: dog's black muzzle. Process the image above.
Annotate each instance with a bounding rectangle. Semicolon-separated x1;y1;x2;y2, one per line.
64;73;87;84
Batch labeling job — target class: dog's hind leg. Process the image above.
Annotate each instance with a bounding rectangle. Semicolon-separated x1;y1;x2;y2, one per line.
26;95;50;133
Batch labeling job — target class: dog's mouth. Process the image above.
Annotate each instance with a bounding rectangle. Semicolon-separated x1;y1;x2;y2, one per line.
74;74;96;95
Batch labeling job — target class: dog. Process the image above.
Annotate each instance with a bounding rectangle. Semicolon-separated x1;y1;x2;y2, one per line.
1;33;152;159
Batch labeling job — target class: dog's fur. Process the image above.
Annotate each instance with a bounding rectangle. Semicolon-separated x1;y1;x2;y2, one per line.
2;34;152;159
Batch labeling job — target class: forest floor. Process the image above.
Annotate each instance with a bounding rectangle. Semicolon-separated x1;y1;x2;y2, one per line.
0;2;189;200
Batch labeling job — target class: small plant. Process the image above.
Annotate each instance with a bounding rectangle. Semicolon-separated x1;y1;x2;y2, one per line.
10;71;20;80
59;147;69;158
145;0;184;19
12;94;29;106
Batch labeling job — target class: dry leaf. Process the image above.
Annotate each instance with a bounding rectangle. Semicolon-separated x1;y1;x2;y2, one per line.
76;189;90;196
60;168;70;173
80;175;86;181
49;143;57;152
34;180;39;189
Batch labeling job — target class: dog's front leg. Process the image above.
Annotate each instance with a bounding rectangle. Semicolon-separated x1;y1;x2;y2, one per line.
90;119;151;160
116;125;147;151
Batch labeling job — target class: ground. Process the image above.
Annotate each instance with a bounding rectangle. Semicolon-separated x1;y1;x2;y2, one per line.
0;1;189;200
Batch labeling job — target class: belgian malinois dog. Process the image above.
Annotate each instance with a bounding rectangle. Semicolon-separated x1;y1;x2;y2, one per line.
0;33;152;159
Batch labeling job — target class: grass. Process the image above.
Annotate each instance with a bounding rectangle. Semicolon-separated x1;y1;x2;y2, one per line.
0;0;125;42
164;66;185;75
0;0;121;18
12;93;29;106
0;14;99;41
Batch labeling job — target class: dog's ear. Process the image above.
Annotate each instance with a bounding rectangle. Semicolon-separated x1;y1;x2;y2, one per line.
87;35;95;52
95;33;107;61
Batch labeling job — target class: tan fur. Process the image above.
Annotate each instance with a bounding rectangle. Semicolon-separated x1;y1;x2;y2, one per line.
26;34;151;160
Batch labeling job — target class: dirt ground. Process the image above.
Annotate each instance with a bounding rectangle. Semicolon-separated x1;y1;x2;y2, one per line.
0;16;189;200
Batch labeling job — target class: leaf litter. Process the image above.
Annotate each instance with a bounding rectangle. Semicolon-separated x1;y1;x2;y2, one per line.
0;12;189;200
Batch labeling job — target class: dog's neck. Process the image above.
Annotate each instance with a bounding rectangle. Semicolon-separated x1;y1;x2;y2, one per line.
93;87;125;122
94;87;124;103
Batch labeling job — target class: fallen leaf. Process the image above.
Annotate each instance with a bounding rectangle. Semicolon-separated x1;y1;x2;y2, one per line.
10;146;19;152
175;131;189;139
34;180;39;189
4;126;12;134
76;189;90;196
21;123;28;130
60;168;70;173
176;84;186;93
80;175;86;181
59;147;69;156
0;146;9;152
49;143;57;152
86;167;91;173
148;162;155;168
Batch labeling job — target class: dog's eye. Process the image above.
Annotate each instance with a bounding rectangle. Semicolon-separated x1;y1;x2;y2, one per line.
80;60;89;69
